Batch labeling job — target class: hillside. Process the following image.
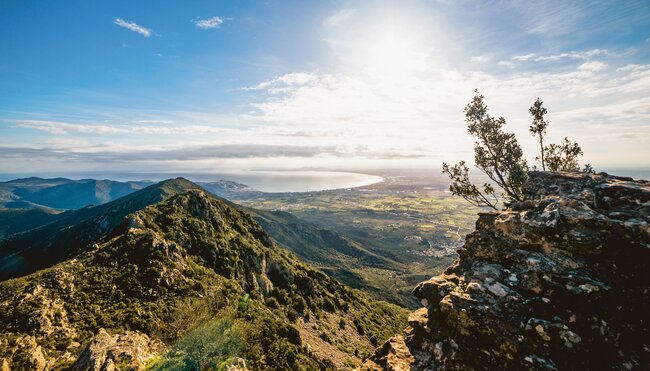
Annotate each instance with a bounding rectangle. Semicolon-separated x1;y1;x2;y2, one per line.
362;172;650;370
0;178;203;280
0;189;408;370
0;208;62;240
249;209;413;306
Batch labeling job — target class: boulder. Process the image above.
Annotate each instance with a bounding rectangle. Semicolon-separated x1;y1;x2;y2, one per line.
72;329;164;371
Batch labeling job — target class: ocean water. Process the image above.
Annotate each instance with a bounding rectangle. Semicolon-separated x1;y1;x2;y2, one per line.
599;167;650;181
0;170;383;193
180;170;383;192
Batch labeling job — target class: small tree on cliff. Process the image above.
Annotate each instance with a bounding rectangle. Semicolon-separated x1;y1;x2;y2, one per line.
528;98;584;172
442;90;528;210
529;98;548;171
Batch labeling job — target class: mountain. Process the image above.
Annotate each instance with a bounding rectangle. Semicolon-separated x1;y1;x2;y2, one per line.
362;172;650;370
0;178;260;242
0;178;203;280
0;207;62;240
0;177;419;307
0;189;407;370
0;177;152;210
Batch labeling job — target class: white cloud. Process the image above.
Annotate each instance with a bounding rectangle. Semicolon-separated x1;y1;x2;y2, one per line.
193;16;225;30
578;61;607;72
535;49;611;62
246;59;650;167
14;120;127;135
242;73;318;92
512;53;536;61
114;18;152;37
471;55;491;63
11;120;243;136
323;8;356;28
511;49;614;63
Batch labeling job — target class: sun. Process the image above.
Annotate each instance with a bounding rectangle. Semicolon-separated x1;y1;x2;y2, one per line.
346;18;431;84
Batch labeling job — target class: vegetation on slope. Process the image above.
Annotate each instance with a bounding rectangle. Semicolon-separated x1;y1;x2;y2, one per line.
0;189;407;370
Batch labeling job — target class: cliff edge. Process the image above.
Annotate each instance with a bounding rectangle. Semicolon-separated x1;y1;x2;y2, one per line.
362;172;649;370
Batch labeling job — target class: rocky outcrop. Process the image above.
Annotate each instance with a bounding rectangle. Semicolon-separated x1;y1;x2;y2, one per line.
0;335;53;371
363;172;649;370
72;329;164;371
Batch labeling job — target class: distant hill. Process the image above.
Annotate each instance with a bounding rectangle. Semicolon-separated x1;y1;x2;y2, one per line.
0;177;262;211
0;177;152;209
0;177;421;307
198;179;262;200
0;177;420;306
0;189;407;369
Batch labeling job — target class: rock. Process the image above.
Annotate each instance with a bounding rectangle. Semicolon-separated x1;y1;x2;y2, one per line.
72;329;164;371
407;308;428;329
2;335;53;371
361;335;415;371
362;172;650;370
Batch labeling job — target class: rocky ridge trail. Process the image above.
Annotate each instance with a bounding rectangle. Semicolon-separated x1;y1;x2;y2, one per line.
362;171;649;370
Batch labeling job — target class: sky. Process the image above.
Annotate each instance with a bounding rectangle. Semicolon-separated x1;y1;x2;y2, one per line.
1;0;649;175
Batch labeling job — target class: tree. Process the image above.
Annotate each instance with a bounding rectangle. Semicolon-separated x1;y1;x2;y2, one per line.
544;137;583;171
583;163;595;174
528;98;584;172
442;90;528;210
529;98;549;171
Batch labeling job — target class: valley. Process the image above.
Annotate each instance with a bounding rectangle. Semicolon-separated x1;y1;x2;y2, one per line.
0;172;477;369
0;187;408;369
0;170;480;308
229;170;480;308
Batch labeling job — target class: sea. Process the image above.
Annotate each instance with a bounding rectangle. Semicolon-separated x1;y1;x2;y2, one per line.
0;170;384;193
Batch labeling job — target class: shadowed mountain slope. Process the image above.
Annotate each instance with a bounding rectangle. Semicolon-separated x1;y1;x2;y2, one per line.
0;178;419;307
0;208;62;240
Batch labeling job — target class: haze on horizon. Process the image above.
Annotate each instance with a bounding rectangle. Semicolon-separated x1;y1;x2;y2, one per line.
1;0;649;175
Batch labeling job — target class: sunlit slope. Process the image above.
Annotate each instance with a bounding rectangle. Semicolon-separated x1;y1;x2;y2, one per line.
0;190;407;370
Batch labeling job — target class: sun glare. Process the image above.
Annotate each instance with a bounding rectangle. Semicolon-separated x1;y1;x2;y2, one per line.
344;13;431;85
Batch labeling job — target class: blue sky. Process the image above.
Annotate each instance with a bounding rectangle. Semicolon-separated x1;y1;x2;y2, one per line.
1;0;649;174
